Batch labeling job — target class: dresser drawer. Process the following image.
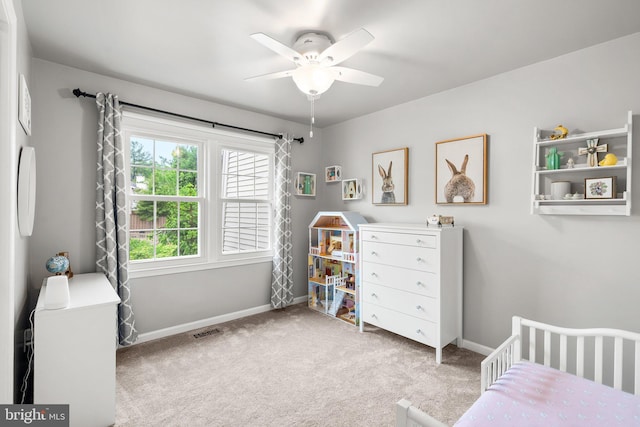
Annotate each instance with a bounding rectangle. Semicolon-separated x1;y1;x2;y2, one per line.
362;282;438;322
361;241;438;272
361;230;436;248
361;261;438;297
362;303;436;347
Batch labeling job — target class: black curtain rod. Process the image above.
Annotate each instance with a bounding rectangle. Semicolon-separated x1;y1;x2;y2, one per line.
72;88;304;144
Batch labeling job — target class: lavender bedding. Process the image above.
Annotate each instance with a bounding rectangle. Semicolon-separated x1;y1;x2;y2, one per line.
455;361;640;426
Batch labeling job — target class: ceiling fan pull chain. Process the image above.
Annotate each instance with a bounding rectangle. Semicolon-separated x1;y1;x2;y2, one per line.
309;96;315;138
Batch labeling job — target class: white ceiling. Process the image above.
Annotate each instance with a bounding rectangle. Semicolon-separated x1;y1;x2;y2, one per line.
22;0;640;128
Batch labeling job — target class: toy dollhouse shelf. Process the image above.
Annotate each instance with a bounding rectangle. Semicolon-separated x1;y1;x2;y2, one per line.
307;211;367;326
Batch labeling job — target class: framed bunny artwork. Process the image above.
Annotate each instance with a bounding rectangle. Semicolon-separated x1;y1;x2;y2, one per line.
372;147;408;205
435;134;487;204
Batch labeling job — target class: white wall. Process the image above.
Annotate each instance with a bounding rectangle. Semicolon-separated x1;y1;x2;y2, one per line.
10;0;32;402
29;59;324;335
322;33;640;348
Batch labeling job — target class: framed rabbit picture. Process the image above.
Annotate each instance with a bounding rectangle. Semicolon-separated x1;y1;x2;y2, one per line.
435;134;487;204
372;147;408;205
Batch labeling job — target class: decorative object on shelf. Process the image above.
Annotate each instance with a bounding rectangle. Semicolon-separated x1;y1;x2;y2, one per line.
585;177;616;199
545;147;563;170
342;178;363;200
46;254;69;275
426;214;454;227
435;134;487;204
566;158;575;168
599;153;618;166
578;138;608;167
18;74;32;136
372;147;408;205
325;165;342;182
550;181;571;200
294;172;316;196
549;124;568;140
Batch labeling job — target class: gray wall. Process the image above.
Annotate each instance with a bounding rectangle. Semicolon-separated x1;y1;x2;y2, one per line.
321;33;640;348
29;59;323;335
27;32;640;350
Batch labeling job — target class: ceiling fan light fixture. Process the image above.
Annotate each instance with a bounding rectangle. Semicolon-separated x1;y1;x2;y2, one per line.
292;65;335;98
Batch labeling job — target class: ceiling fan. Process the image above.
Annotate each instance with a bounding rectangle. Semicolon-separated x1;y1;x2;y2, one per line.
246;28;384;137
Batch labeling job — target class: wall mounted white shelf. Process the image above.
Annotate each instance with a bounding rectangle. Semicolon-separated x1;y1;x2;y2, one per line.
531;111;633;216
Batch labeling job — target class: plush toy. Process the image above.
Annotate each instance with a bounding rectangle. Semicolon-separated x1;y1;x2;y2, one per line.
550;124;569;140
599;153;618;166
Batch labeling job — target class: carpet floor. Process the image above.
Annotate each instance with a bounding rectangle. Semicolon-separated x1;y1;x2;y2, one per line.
115;303;483;426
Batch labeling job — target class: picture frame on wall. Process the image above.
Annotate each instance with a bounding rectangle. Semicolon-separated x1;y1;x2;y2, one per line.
372;147;408;205
18;74;32;136
325;165;342;182
435;134;487;204
584;176;616;199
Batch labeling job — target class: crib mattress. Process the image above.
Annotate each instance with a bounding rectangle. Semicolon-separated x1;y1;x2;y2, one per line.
455;361;640;426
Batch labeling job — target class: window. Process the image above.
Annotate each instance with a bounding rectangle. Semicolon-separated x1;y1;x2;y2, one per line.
128;136;201;261
122;112;274;277
220;149;271;254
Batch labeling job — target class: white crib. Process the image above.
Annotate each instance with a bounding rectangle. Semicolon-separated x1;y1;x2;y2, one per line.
396;316;640;426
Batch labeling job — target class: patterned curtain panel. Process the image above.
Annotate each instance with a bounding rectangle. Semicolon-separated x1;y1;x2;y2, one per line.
271;136;293;309
95;93;138;345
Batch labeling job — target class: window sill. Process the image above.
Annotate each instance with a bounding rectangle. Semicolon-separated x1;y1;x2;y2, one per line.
129;254;274;279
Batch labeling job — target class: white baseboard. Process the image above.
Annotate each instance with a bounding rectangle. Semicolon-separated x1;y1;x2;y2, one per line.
461;339;494;356
134;296;307;345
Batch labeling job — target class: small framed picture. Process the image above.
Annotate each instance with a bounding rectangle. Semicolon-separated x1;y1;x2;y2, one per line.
18;74;32;136
372;147;408;205
584;176;616;199
325;165;342;182
342;178;363;200
436;134;487;204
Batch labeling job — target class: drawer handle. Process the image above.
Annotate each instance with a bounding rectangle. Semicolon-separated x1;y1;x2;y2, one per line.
370;272;378;277
370;251;377;256
416;329;422;335
416;239;424;244
371;313;378;319
371;292;377;298
416;257;424;263
416;305;422;311
371;234;378;239
416;281;424;287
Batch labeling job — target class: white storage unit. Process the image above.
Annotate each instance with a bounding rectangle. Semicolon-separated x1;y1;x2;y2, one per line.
531;111;633;215
359;223;463;364
34;272;120;427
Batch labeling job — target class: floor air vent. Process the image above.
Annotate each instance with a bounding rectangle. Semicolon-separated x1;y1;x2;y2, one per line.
193;328;221;339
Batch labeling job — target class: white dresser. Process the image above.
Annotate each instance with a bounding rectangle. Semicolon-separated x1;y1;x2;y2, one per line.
358;223;463;364
34;272;121;427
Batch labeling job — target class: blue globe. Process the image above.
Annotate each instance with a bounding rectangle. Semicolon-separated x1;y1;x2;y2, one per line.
46;255;69;274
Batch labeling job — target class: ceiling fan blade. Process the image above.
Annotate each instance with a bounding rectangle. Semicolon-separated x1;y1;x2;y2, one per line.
331;66;384;87
244;69;296;82
318;28;374;65
250;33;307;65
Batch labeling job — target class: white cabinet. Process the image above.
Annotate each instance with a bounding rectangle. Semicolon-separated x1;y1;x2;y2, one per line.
34;273;120;427
531;111;633;215
358;223;463;364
